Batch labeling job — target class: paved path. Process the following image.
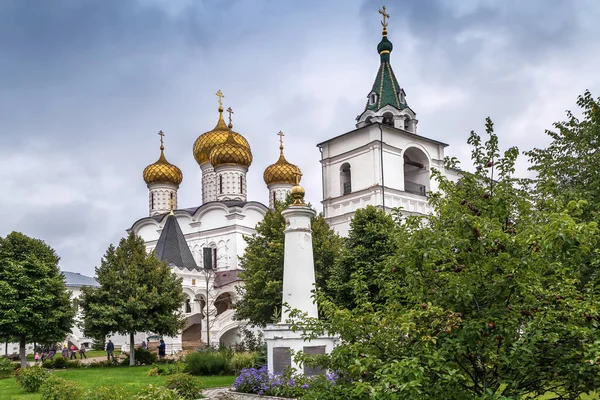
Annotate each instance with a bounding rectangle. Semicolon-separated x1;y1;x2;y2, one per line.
202;387;234;399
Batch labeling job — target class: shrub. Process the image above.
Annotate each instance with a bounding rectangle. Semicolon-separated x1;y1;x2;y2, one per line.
185;350;229;376
51;356;68;369
67;360;82;368
166;373;203;400
39;375;84;400
42;360;54;369
148;361;185;376
0;357;13;379
122;347;157;366
85;385;129;400
15;366;50;393
230;352;258;374
133;384;183;400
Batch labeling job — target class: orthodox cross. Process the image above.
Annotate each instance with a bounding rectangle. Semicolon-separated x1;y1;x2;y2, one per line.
277;131;285;148
226;107;234;126
293;170;302;186
379;6;390;29
158;130;165;146
216;90;224;108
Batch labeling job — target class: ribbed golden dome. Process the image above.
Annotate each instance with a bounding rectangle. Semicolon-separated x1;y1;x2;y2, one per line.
209;130;253;168
143;143;183;186
264;132;301;186
193;106;251;166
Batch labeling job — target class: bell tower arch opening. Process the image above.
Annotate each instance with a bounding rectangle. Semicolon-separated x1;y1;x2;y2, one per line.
403;147;429;196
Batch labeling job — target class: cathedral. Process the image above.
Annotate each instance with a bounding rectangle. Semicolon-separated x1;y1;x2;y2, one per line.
127;8;459;351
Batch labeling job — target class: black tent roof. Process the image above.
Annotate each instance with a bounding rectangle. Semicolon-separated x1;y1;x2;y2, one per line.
154;213;199;271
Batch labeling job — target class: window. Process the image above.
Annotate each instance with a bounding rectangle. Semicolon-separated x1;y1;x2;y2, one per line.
382;112;394;127
185;299;191;314
340;163;351;195
273;191;276;206
191;279;196;286
203;247;218;270
240;176;243;194
215;293;233;316
369;93;377;105
151;193;154;209
219;176;223;194
404;117;411;131
403;147;430;196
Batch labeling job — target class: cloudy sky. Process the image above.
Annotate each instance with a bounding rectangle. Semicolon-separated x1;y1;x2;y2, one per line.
1;0;599;277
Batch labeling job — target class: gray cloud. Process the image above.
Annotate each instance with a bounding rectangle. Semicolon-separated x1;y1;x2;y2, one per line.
1;0;599;276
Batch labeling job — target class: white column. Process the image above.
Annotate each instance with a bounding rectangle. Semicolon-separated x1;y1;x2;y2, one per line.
280;205;318;322
147;182;178;216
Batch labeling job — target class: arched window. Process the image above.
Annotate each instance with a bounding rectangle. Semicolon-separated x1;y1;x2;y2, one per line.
219;176;223;194
240;175;243;194
151;192;154;209
185;298;192;314
369;93;377;105
404;117;411;131
340;163;352;195
215;293;233;316
382;112;394;127
403;147;430;196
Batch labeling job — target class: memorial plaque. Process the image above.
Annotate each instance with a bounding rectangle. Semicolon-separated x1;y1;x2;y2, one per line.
303;345;326;376
273;347;291;374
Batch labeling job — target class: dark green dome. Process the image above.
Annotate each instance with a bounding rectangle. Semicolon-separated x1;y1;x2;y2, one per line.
377;35;393;55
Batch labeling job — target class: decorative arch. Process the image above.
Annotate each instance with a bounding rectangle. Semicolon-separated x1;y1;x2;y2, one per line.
340;163;352;196
214;292;234;316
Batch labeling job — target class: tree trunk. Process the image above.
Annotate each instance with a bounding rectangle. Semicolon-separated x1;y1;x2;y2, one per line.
19;335;27;369
129;332;135;366
4;341;7;356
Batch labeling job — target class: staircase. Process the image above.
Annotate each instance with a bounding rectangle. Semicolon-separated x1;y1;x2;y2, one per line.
182;323;203;350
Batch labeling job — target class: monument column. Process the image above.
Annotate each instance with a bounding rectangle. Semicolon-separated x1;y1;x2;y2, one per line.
263;172;336;375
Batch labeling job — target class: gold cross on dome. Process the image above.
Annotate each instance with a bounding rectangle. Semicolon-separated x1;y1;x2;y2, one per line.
293;170;302;186
277;131;285;148
158;130;165;146
226;107;234;126
379;6;390;29
216;90;224;108
169;196;175;214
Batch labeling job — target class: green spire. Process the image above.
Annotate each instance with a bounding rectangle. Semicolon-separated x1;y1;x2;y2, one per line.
365;7;407;112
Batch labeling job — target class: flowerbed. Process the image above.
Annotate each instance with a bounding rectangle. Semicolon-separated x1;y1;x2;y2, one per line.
233;366;337;398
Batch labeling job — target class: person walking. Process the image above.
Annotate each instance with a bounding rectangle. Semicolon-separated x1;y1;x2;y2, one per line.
34;352;40;364
61;345;68;359
79;346;87;359
106;339;115;361
69;344;77;360
141;340;147;350
48;344;56;361
157;339;166;360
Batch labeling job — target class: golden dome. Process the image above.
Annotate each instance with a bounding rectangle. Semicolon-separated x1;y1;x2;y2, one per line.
143;133;183;185
264;132;301;186
193;93;251;166
209;130;253;168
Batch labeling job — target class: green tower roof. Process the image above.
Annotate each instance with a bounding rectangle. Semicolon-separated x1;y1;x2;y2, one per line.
365;27;408;112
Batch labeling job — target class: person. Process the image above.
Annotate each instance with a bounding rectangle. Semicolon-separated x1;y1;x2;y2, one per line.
48;344;56;361
106;339;115;361
61;345;68;359
70;344;77;360
34;352;40;364
157;339;166;359
141;340;147;350
79;345;87;359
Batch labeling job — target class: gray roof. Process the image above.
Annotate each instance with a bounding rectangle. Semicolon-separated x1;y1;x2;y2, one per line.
62;271;100;288
154;213;199;271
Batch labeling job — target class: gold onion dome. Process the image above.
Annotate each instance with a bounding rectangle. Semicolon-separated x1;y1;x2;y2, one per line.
209;129;253;168
263;131;301;186
193;91;251;166
143;132;183;185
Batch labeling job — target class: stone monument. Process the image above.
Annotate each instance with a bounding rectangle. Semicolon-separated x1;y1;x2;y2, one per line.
263;173;336;375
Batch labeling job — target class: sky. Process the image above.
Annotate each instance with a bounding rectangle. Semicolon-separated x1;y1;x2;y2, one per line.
1;0;600;277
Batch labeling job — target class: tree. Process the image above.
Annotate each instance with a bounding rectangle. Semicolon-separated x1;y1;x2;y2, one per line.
80;232;185;365
327;205;397;310
0;232;75;368
234;196;341;327
295;118;600;399
527;90;600;222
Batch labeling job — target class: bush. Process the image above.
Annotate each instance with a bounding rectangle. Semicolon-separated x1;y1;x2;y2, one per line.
185;350;229;376
166;373;203;400
85;385;128;400
15;366;50;393
122;347;157;366
133;384;183;400
230;352;258;374
39;375;84;400
88;359;120;368
68;360;82;368
147;361;185;376
0;357;13;379
51;356;68;369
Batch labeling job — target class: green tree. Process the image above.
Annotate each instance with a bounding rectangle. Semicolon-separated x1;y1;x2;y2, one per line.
296;119;600;399
80;232;185;366
234;196;341;327
527;90;600;222
327;205;397;310
0;232;75;368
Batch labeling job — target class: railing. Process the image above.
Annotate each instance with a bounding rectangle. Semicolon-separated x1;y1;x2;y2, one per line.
405;181;427;196
343;182;352;195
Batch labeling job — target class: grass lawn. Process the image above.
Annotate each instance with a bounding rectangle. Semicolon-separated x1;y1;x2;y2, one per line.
24;350;121;361
0;365;235;399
